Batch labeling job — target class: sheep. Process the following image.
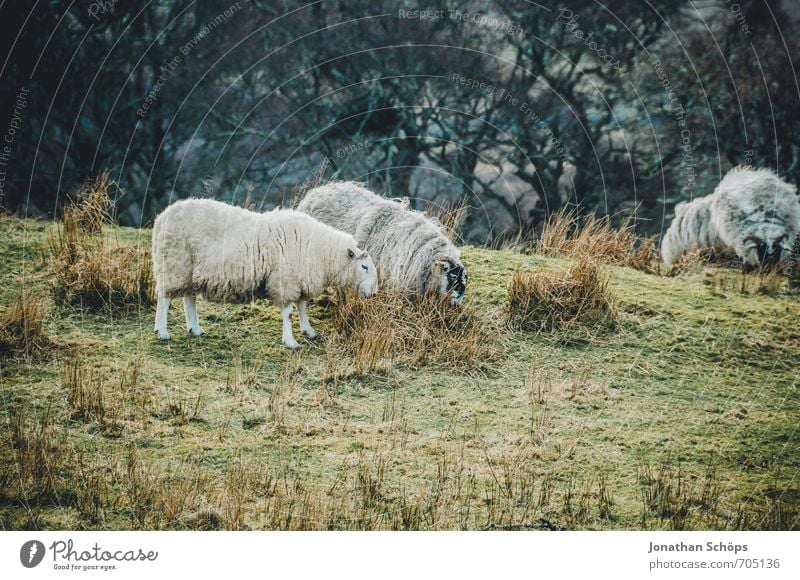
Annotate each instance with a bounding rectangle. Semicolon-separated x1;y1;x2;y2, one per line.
297;182;468;304
660;195;723;266
661;166;800;269
151;199;378;348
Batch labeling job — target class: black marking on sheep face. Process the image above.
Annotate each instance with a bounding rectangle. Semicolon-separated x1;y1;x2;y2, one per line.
742;234;788;271
445;263;468;304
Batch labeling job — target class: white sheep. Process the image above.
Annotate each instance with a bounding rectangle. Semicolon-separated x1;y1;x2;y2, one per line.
297;182;468;304
661;166;800;269
151;199;378;348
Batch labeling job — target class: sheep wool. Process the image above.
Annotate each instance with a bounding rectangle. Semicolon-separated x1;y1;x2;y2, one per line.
297;182;468;303
151;199;377;348
661;167;800;268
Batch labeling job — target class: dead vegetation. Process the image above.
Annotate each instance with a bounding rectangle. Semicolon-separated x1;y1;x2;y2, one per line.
63;359;122;433
47;175;154;312
426;199;470;242
0;407;77;511
64;172;117;234
664;247;728;276
638;459;722;530
537;208;660;274
328;292;500;376
2;207;798;532
506;257;615;333
0;291;49;359
704;267;790;297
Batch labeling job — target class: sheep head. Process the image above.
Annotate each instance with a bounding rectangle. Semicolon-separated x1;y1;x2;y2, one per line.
736;223;794;270
431;257;468;305
347;247;378;298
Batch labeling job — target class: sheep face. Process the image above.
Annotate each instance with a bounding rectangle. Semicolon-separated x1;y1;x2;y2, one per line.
735;223;793;270
433;257;468;305
348;248;378;297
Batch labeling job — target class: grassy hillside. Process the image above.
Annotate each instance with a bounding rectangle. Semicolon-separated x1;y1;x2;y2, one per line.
1;214;798;530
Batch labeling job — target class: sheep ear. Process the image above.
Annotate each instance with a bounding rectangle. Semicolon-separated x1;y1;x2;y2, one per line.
347;248;356;259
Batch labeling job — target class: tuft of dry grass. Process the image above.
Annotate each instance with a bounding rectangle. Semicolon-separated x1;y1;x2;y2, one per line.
63;359;121;433
65;172;117;234
48;176;153;312
537;208;660;274
665;248;725;276
506;258;615;333
637;459;723;530
0;291;49;358
329;292;499;375
705;267;789;297
426;199;470;242
0;407;73;506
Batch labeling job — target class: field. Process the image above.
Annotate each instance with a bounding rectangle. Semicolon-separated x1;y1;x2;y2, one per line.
1;214;799;530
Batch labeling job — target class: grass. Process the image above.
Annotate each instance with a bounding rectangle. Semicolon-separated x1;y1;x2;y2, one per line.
329;292;499;375
0;291;49;359
537;208;660;274
47;176;154;313
506;257;615;334
0;213;799;530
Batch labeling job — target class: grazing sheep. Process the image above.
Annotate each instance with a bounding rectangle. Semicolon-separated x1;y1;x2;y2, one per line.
297;182;468;304
151;199;378;348
661;167;800;269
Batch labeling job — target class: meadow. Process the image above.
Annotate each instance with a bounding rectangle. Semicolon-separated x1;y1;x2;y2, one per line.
1;198;798;530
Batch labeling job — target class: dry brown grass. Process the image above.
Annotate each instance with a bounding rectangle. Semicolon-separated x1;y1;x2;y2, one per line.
506;257;616;333
65;172;117;234
328;292;499;375
0;407;74;508
664;248;724;276
704;267;789;297
48;176;153;312
0;291;49;358
241;185;257;211
426;199;470;242
638;459;721;530
63;359;121;433
537;208;660;274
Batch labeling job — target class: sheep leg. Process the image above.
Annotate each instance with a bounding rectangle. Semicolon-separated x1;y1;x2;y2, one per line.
154;297;171;341
183;296;204;336
297;300;318;339
281;303;300;349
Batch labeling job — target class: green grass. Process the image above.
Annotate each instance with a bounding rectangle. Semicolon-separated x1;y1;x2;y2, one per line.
0;214;798;530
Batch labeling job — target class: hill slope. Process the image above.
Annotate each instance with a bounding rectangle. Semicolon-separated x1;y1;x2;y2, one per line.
1;215;798;530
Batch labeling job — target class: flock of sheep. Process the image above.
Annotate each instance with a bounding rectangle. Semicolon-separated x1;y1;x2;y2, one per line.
151;166;800;348
152;182;466;348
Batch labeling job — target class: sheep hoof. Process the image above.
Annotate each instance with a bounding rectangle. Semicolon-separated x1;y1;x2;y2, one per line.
283;340;301;350
156;330;171;341
303;331;319;340
188;328;204;337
